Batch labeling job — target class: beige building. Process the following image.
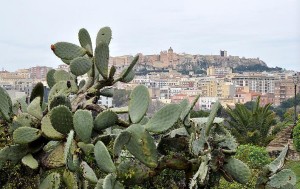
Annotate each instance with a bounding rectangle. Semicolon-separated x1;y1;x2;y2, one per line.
0;71;30;84
207;66;232;76
197;78;235;98
274;78;300;106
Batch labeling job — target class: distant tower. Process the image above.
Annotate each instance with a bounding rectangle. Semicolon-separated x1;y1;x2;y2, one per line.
220;50;227;57
168;47;174;65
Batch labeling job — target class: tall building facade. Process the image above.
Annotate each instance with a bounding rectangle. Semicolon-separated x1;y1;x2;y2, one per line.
220;50;227;57
207;67;232;76
30;66;52;80
231;75;276;94
274;79;300;106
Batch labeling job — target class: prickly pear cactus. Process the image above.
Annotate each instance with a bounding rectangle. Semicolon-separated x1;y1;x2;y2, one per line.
256;145;297;188
0;86;12;121
0;27;283;189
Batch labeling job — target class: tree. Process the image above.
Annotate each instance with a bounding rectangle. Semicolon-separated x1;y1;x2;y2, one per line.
271;93;300;120
226;96;276;146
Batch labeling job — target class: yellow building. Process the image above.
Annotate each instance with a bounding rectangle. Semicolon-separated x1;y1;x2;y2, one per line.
207;66;232;76
198;78;234;98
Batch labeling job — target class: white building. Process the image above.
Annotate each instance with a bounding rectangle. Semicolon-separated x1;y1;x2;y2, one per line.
198;97;219;110
98;96;113;108
231;75;276;94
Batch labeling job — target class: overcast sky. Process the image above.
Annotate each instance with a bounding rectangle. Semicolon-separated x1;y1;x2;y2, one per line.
0;0;299;72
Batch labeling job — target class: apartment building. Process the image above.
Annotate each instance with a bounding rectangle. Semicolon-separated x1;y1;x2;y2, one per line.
207;66;232;77
231;74;276;94
198;97;219;110
98;96;113;108
197;77;235;98
29;66;52;80
274;78;300;106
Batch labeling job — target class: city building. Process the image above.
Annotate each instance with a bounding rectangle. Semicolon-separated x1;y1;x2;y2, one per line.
220;50;227;57
198;97;219;110
231;74;276;94
274;77;300;106
207;66;232;77
98;96;113;108
29;66;52;80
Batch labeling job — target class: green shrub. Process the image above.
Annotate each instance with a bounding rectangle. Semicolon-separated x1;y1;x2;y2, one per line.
293;121;300;151
235;144;271;169
271;121;287;136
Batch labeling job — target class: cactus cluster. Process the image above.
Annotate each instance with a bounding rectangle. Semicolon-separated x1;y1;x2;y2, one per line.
0;27;296;189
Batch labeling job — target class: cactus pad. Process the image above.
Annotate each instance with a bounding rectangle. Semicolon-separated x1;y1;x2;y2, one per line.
95;42;109;79
46;69;56;88
21;153;39;169
120;69;135;83
30;82;44;105
95;179;104;189
109;65;116;79
267;169;296;188
70;57;93;76
119;55;139;81
94;141;116;173
96;26;112;45
267;144;288;174
94;110;118;131
63;169;78;189
43;141;61;152
125;124;158;168
64;130;74;163
78;79;86;90
0;86;12;121
39;172;61;189
99;87;114;97
129;85;150;123
41;115;64;140
42;143;65;168
103;173;124;189
27;97;43;120
49;95;72;111
78;142;94;155
54;70;72;83
223;157;251;184
50;105;73;135
117;159;151;184
61;58;72;65
180;95;200;122
78;28;93;55
113;131;131;157
0;144;28;169
13;127;42;144
205;101;221;135
16;96;28;113
145;104;182;133
48;80;78;104
11;113;39;131
80;161;98;183
179;99;189;120
73;110;93;143
52;42;86;60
